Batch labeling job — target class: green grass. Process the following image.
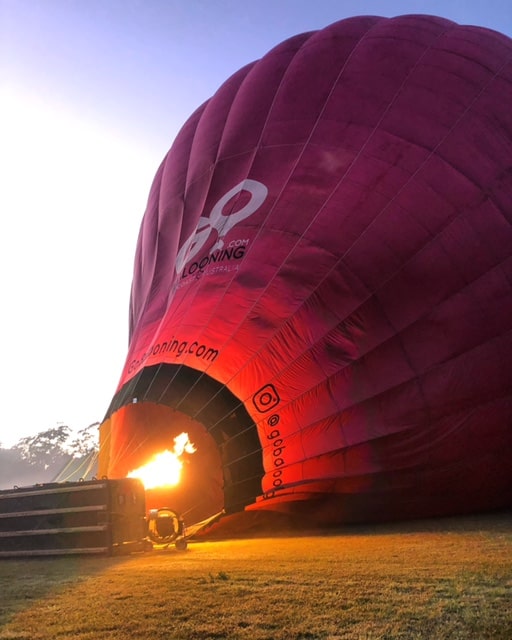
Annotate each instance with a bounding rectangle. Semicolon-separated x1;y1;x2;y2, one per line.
0;512;511;639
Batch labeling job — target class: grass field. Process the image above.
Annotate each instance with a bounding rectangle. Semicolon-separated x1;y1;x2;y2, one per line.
0;512;510;639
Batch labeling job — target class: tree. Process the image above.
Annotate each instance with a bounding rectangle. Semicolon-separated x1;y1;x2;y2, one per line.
67;422;100;457
13;425;71;470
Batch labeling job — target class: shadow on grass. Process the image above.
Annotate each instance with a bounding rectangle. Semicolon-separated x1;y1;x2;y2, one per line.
0;554;131;627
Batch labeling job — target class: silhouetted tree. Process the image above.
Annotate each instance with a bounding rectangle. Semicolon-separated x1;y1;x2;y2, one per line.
13;425;71;470
0;424;100;489
67;422;100;457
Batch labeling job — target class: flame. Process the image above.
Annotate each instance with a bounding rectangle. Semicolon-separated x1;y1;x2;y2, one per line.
127;432;196;490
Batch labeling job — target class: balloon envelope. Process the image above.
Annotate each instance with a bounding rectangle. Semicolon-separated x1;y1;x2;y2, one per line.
99;14;512;524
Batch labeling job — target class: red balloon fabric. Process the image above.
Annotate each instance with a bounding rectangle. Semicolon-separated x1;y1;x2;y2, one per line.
100;14;512;524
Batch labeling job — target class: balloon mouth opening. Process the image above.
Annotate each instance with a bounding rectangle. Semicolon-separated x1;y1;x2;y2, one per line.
100;364;265;524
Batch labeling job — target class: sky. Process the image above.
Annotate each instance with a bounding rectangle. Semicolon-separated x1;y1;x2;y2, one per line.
1;0;511;448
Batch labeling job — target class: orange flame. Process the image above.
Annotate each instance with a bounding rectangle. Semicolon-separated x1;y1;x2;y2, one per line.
127;432;196;490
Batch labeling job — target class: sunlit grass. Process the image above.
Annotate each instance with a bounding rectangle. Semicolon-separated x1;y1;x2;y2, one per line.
0;513;510;639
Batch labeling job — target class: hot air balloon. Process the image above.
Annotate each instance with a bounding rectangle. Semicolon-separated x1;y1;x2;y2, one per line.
99;14;512;525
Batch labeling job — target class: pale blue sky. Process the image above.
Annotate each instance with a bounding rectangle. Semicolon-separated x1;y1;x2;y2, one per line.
1;1;511;447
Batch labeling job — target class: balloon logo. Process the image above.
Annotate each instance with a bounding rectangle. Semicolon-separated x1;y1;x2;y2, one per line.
175;179;268;274
252;384;280;413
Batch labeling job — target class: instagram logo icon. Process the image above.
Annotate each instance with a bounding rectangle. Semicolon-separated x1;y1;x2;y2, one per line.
252;384;280;413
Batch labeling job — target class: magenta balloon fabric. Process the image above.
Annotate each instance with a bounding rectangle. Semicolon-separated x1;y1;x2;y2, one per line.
102;14;512;523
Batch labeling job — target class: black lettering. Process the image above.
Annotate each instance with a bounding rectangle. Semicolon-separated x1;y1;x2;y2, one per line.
220;248;234;260
205;348;218;361
268;414;280;427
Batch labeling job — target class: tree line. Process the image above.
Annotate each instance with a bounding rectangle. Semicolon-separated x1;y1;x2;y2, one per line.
0;424;99;490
